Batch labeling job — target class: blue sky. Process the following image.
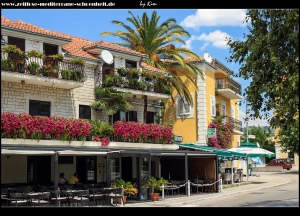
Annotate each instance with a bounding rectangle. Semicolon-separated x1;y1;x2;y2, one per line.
1;9;270;127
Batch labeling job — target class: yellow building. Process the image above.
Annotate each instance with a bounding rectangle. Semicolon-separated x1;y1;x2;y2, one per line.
167;57;243;144
166;56;244;168
274;128;299;170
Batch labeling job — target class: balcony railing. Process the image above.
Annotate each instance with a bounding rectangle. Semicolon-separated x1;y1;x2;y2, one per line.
100;68;172;95
222;116;243;133
1;51;86;82
216;78;242;96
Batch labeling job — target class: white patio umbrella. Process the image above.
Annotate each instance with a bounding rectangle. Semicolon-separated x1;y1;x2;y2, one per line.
228;142;275;182
228;141;275;158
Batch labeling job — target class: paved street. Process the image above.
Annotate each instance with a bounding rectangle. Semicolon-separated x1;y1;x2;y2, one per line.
123;169;298;207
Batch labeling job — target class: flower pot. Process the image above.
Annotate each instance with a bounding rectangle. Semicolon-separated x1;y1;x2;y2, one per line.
49;72;59;78
29;69;38;75
18;65;25;73
151;193;160;201
117;195;127;204
86;134;93;141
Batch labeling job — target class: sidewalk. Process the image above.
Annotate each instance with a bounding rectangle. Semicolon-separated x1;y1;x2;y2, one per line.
122;171;294;207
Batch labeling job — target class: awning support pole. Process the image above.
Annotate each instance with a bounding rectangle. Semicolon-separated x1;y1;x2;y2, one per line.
54;150;58;190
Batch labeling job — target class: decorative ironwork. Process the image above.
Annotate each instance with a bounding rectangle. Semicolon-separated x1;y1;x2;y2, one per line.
215;78;242;95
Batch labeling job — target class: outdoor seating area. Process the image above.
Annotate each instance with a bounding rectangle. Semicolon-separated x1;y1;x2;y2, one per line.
1;184;126;207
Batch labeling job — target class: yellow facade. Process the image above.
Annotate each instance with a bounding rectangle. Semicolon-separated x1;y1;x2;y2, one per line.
169;59;242;148
274;128;299;169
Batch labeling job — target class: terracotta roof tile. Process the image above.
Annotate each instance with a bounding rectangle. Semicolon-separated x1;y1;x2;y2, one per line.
1;16;72;40
140;62;166;73
85;40;146;56
184;56;205;63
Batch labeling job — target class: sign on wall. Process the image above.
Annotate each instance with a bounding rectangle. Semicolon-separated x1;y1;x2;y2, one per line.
207;128;217;138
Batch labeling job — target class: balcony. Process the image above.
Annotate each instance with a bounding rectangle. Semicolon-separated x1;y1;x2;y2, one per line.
222;116;243;135
1;52;85;89
216;78;242;99
101;68;172;101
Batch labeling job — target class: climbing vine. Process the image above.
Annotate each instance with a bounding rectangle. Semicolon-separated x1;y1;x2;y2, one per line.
207;115;234;149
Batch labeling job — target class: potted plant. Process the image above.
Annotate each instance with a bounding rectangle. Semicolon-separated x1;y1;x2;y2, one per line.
137;81;147;91
90;120;114;139
111;179;138;204
27;62;40;75
116;67;127;77
1;58;15;71
48;53;64;61
128;68;140;79
26;49;45;59
61;69;74;80
47;65;59;78
69;57;85;65
143;176;170;201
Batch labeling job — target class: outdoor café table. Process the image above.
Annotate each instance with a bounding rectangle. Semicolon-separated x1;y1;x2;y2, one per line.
101;188;116;206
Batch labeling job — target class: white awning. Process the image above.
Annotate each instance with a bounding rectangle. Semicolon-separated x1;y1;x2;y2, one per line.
57;150;109;156
1;149;55;155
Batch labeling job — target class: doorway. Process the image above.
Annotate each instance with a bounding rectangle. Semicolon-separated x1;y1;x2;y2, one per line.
76;156;97;184
27;156;51;184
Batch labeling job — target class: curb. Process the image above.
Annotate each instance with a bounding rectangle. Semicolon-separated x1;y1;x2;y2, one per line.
165;179;292;207
125;178;293;207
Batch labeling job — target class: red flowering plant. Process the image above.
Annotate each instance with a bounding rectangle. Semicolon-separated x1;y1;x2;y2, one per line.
1;112;21;139
207;116;234;149
113;120;173;144
1;112;93;144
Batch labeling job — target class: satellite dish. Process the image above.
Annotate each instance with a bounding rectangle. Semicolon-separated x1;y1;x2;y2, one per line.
204;52;212;63
101;50;114;65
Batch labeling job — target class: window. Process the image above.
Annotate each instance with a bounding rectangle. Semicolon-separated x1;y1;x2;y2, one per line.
221;101;226;123
43;43;58;56
210;95;216;117
146;111;155;124
8;36;25;52
29;100;51;117
178;97;191;115
125;60;137;68
79;105;91;120
231;105;235;119
113;111;137;123
58;156;73;164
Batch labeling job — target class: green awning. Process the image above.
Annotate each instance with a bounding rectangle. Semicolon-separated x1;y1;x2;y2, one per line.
178;143;247;161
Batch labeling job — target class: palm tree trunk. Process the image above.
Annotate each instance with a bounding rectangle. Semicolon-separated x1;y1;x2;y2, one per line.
143;95;147;123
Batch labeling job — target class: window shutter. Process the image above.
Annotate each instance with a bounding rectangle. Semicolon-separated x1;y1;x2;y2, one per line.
184;98;191;114
179;99;184;115
211;96;216;116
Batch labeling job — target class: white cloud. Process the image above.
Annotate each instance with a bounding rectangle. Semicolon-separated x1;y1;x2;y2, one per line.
180;9;247;30
182;30;231;50
198;30;231;49
239;110;270;127
181;35;197;49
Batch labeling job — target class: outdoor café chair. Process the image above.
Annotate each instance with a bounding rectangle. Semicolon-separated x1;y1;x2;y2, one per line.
107;187;124;206
69;190;90;207
28;193;50;207
89;188;105;206
9;192;29;207
50;190;69;207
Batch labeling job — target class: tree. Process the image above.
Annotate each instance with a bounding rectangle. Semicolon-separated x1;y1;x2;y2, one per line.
226;9;299;155
101;10;204;122
91;87;133;124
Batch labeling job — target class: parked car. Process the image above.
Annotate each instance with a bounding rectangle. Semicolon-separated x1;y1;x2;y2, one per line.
266;158;292;170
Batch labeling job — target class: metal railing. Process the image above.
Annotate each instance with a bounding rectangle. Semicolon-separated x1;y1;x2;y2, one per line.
222;116;243;132
216;78;242;95
1;51;86;82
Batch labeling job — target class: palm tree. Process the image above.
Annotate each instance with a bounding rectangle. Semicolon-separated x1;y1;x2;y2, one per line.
101;10;204;112
91;87;133;124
